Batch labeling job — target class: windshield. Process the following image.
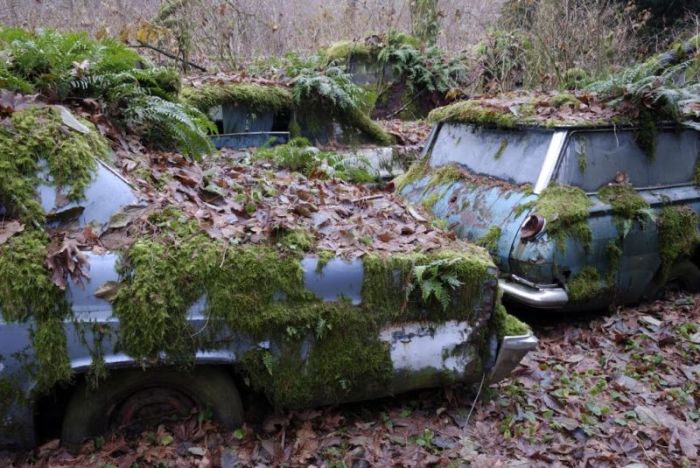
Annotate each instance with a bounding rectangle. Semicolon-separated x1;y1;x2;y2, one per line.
429;123;553;185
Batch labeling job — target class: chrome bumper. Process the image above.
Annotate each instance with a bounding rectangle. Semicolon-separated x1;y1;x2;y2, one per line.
498;277;568;309
490;333;538;382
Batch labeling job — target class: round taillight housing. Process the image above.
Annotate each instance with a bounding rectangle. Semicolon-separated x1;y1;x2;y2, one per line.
520;214;546;241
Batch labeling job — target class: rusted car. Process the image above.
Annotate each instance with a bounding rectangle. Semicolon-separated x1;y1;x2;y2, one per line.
0;105;536;450
400;120;700;311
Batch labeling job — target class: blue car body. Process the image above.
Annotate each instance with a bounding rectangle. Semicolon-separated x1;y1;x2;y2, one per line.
401;122;700;310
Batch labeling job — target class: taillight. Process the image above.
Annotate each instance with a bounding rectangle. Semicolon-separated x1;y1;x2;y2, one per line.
520;214;546;241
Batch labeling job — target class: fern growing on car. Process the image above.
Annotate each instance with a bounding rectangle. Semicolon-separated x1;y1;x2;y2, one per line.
291;66;361;110
407;258;464;311
377;37;466;94
0;27;214;158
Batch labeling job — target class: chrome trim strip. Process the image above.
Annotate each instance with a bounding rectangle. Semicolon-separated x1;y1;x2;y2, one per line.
490;333;538;382
499;278;569;308
534;130;567;194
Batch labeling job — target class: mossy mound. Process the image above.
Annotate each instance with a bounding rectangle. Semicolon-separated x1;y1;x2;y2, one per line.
181;83;293;114
323;40;374;64
567;267;603;303
598;183;650;232
0;106;108;225
657;206;700;276
0;230;72;391
428;91;624;129
533;185;592;252
493;303;530;338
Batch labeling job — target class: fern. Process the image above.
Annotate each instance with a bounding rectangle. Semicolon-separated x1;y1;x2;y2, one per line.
291;66;361;110
406;258;464;311
0;26;214;159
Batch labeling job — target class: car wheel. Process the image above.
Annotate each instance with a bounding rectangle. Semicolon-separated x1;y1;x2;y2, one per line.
61;366;243;450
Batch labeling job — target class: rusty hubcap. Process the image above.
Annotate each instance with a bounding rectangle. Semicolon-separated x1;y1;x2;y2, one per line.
111;386;197;431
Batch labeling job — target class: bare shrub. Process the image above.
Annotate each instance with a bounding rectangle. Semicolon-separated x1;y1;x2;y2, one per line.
0;0;504;70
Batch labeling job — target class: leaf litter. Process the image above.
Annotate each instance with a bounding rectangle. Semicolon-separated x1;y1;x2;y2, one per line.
4;292;697;467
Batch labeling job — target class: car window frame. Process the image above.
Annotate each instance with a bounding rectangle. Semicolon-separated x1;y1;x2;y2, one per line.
552;126;700;194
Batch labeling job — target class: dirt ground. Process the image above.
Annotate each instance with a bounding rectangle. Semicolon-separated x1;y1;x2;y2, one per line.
3;292;699;467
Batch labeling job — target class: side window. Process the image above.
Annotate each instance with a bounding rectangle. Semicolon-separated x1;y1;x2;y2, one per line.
555;129;699;191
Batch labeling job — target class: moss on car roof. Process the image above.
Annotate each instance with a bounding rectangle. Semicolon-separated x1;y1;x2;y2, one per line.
430;34;699;130
181;82;293;114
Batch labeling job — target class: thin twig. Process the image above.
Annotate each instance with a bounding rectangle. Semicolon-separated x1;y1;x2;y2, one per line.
465;372;487;427
133;42;208;72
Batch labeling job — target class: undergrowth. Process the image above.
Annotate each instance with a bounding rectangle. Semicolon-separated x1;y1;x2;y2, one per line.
0;27;214;158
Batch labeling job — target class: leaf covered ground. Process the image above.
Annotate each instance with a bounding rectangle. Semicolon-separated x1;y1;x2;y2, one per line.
4;293;698;467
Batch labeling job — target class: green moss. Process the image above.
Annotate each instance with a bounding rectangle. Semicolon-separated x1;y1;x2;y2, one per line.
598;184;649;221
493;139;508;160
323;41;373;64
182;83;293;114
534;185;592;252
421;193;440;211
605;240;623;289
315;250;336;272
493;303;530;339
550;93;579;108
635;108;657;159
277;229;315;252
428;164;464;188
694;163;700;185
428;101;519;128
477;226;502;252
657;206;700;276
567;267;603;303
0;106;107;224
0;230;72;391
394;157;429;193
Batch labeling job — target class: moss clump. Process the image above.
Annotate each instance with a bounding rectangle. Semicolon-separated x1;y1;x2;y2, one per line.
567;267;602;303
428;101;519;128
323;40;373;64
276;229;316;252
606;240;623;289
635;108;657;159
315;250;336;272
598;183;649;222
550;93;579;108
657;206;700;276
113;213;220;363
535;185;592;252
394;157;429;193
477;226;502;252
421;193;440;211
253;137;376;183
181;83;293;114
0;106;107;224
429;164;465;188
493;304;530;339
493;139;508;160
0;230;72;391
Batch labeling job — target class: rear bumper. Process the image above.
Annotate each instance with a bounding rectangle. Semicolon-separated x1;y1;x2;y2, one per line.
490;333;538;382
499;276;568;309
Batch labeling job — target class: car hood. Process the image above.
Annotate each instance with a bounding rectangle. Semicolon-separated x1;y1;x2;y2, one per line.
399;170;536;272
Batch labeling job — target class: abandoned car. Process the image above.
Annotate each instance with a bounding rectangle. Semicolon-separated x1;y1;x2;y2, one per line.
400;101;700;311
0;103;536;450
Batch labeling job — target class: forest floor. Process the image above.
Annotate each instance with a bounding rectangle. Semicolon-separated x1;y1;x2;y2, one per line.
4;292;699;467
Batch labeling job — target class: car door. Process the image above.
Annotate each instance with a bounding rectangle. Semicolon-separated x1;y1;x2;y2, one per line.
553;128;700;304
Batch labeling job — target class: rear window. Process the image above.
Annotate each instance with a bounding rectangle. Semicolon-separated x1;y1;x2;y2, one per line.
429;123;553;185
555;129;699;191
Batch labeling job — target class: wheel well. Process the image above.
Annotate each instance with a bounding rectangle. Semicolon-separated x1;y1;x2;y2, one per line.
33;364;258;445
